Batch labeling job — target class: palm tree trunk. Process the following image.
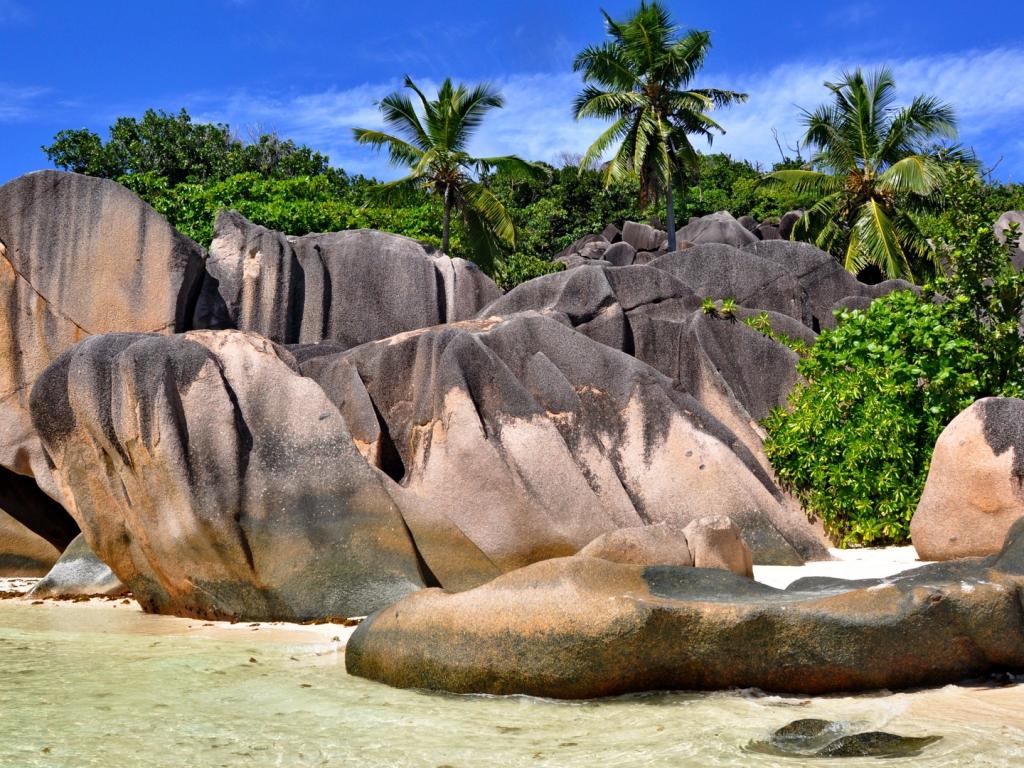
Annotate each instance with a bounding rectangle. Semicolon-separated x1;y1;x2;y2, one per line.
442;188;452;254
665;181;677;252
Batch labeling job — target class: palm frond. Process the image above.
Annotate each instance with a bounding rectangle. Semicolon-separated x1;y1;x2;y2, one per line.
766;169;844;196
878;154;948;196
852;199;913;279
351;128;424;168
579;117;631;177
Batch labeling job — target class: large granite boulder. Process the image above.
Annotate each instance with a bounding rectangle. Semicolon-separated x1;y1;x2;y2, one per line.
676;211;758;248
743;240;915;331
649;244;805;322
195;210;501;346
622;221;666;252
302;312;826;577
347;518;1024;698
0;171;207;547
28;533;127;598
994;211;1024;271
479;265;819;516
0;508;58;576
778;210;802;241
576;523;694;567
911;398;1024;561
30;330;426;621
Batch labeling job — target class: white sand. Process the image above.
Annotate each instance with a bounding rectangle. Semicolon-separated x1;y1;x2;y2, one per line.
754;546;926;589
1;577;361;646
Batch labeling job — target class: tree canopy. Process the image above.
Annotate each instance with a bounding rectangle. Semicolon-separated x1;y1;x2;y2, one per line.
767;68;967;281
573;0;746;250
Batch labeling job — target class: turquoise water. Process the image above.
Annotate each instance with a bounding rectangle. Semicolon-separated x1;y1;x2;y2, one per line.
1;600;1023;767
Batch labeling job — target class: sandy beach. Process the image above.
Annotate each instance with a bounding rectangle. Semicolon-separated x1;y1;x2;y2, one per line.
3;547;926;650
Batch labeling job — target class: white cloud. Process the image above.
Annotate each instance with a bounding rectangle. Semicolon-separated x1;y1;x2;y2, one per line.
181;46;1024;180
0;83;48;122
710;47;1024;172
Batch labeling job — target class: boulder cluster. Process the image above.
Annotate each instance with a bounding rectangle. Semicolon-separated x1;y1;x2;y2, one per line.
2;171;1024;696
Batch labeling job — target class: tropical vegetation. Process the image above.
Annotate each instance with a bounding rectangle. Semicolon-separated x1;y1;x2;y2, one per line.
353;76;545;271
761;164;1024;546
573;0;746;251
767;68;966;281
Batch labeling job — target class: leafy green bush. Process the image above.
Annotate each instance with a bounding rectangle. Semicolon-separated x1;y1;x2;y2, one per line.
493;253;565;292
763;179;1024;546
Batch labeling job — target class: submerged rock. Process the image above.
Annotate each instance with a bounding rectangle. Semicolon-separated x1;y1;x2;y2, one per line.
912;397;1024;560
816;732;941;758
346;518;1024;698
28;534;127;598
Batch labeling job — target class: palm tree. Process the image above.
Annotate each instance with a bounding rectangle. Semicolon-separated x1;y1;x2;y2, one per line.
353;76;543;269
573;1;747;251
767;68;964;281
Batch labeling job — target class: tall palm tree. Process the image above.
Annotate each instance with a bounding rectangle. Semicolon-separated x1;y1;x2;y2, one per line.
767;68;964;281
353;76;543;269
573;1;746;251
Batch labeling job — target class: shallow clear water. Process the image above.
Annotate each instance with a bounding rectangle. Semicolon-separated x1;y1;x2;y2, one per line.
2;601;1023;767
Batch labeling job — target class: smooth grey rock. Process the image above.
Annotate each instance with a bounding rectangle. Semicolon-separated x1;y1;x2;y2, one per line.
778;210;803;241
28;534;127;598
601;241;637;267
622;221;665;251
676;211;758;248
0;170;208;548
650;244;805;322
196;210;501;348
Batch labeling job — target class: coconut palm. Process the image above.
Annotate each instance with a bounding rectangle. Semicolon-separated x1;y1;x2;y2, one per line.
767;68;964;281
573;1;747;251
353;76;543;269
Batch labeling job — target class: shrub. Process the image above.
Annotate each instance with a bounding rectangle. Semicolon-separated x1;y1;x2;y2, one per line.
762;183;1024;546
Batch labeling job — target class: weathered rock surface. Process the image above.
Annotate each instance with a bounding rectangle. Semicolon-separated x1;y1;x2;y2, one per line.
683;515;753;578
0;508;58;576
778;210;802;241
0;171;208;547
28;533;127;598
751;720;940;759
346;518;1024;698
744;240;916;330
479;264;822;555
650;244;805;322
31;330;426;621
195;210;500;346
622;221;666;252
577;523;694;567
303;312;825;576
676;211;758;248
995;211;1024;270
911;398;1024;560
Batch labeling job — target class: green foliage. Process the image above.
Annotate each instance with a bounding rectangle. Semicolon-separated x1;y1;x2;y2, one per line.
573;0;746;248
764;199;1024;546
493;253;566;293
119;171;459;254
700;298;718;315
44;108;329;185
353;76;545;271
766;68;967;281
744;312;810;357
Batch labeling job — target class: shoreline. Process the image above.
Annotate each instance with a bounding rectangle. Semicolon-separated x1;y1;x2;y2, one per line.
2;547;927;650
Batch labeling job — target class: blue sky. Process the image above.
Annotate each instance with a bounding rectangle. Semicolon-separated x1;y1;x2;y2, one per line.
2;0;1023;184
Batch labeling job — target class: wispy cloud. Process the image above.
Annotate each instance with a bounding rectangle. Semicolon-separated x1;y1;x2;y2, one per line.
711;47;1024;173
0;83;49;122
141;46;1024;181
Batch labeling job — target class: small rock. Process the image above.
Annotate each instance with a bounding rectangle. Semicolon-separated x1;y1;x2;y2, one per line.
816;732;941;758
